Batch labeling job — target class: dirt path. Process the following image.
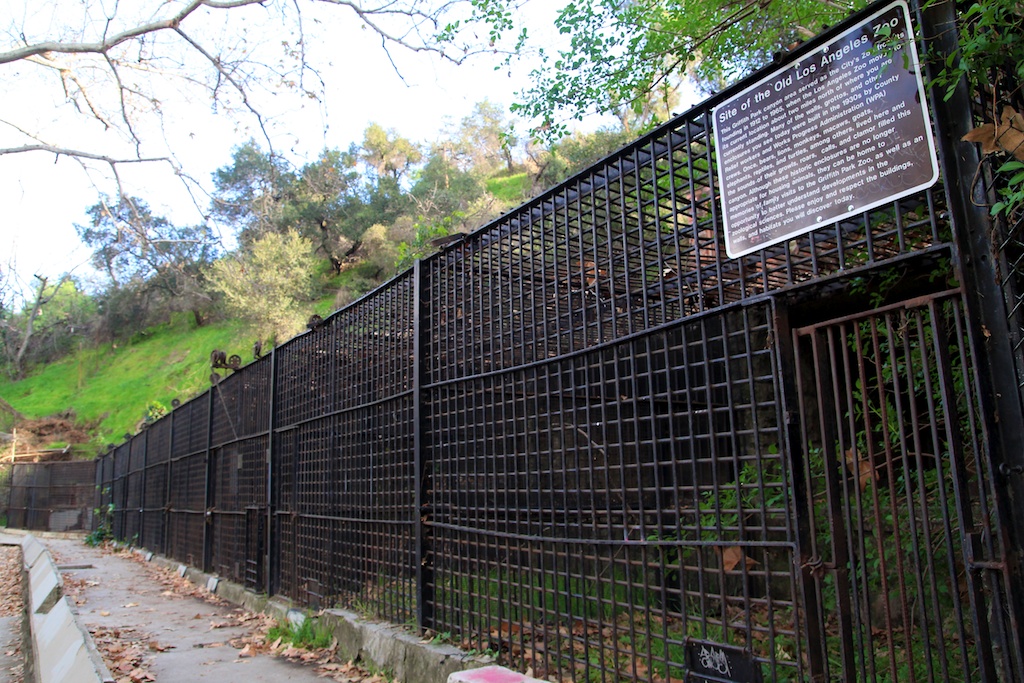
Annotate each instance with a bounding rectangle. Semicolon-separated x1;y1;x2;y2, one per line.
44;538;384;683
0;545;23;683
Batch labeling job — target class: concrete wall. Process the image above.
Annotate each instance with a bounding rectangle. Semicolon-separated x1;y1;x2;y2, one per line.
20;534;112;683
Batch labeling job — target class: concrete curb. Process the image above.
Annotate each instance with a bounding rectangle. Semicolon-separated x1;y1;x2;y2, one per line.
129;544;501;683
17;534;113;683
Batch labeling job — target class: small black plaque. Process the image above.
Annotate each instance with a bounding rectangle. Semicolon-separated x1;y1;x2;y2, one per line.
685;641;763;683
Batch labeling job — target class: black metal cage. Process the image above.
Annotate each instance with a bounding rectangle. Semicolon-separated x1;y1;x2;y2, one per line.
90;0;1024;680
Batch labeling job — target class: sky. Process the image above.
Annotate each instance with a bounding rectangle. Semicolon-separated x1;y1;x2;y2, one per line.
0;0;602;300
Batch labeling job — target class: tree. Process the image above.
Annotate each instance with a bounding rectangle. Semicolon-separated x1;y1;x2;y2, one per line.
502;0;862;140
292;148;364;260
205;229;318;339
76;195;219;326
211;141;298;246
0;0;522;260
0;274;93;378
360;123;423;182
411;146;485;218
451;99;519;175
526;128;632;192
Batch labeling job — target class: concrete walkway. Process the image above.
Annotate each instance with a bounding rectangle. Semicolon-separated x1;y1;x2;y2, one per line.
0;615;21;683
43;538;341;683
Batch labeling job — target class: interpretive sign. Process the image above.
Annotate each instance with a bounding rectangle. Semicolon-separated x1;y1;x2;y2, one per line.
712;0;938;259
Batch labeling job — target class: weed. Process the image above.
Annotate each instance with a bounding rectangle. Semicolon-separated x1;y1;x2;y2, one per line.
267;616;334;650
85;501;115;547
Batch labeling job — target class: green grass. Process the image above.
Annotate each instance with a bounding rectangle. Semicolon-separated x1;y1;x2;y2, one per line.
0;315;252;449
0;260;370;455
267;617;334;650
486;173;532;204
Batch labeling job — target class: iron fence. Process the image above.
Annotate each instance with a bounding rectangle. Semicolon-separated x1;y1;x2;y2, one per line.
90;0;1024;680
7;461;95;532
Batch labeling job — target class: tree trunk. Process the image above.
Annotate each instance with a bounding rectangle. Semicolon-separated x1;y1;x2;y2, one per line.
12;274;70;379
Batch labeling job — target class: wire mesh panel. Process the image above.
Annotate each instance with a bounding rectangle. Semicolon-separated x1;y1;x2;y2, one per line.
143;419;170;551
96;452;113;530
6;461;96;532
209;436;268;584
166;393;211;567
208;361;272;584
211;356;271;448
123;434;146;543
425;301;800;681
273;274;417;622
427;121;947;393
792;291;1016;681
111;442;131;540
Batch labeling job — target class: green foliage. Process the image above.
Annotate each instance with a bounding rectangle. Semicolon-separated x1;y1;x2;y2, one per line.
360;224;401;280
927;0;1024;102
0;315;250;444
267;617;333;650
991;159;1024;216
0;276;98;377
924;0;1024;224
529;128;633;189
361;123;423;181
212;140;299;244
77;196;218;289
501;0;864;140
85;501;115;546
143;400;168;424
205;230;318;339
485;172;531;204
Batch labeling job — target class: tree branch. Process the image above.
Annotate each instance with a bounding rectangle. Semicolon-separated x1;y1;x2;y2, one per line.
0;1;245;65
172;26;274;150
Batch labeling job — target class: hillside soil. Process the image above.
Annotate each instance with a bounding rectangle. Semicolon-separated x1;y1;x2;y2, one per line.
0;411;94;461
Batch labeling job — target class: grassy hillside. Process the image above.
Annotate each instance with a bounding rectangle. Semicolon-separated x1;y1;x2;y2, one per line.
0;314;255;452
0;259;381;455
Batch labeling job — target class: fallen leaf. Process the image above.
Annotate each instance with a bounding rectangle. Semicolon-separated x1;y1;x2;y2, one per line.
719;545;759;572
123;603;138;608
128;668;154;682
100;611;111;617
963;105;1024;161
239;644;254;658
844;448;877;492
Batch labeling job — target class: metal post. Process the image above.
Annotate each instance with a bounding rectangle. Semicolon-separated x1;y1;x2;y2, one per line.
138;429;148;548
203;388;215;573
166;408;175;558
266;346;277;596
119;443;130;542
772;300;827;682
918;0;1024;675
413;259;433;631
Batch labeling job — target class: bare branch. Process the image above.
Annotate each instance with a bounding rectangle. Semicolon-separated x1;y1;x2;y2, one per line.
172;26;274;150
103;54;144;154
0;0;273;64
